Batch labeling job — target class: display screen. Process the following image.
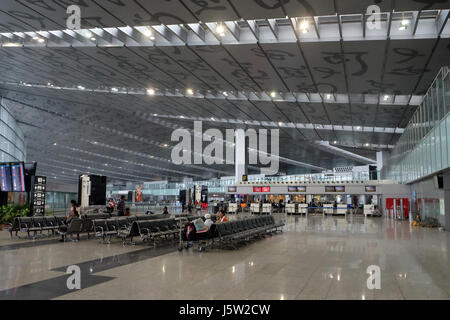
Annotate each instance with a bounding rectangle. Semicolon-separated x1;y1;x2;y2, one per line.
335;186;345;192
288;186;297;192
11;163;25;192
325;186;335;192
0;163;12;192
297;186;306;192
253;186;270;192
365;186;376;192
227;186;237;192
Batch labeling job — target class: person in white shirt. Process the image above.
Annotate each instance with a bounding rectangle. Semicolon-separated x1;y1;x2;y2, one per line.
204;214;213;229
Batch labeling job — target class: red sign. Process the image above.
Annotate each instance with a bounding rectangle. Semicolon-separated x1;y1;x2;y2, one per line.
253;187;262;192
262;186;271;192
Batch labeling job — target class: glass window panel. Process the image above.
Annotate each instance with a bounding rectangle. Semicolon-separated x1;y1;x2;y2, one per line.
440;120;447;169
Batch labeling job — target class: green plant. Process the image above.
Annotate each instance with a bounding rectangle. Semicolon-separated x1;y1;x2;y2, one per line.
0;204;30;224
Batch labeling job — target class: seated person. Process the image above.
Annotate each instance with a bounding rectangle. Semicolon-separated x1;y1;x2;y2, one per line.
162;206;169;215
124;207;131;216
216;211;228;223
59;200;80;241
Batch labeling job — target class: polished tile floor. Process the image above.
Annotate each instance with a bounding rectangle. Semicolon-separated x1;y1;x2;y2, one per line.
1;215;449;300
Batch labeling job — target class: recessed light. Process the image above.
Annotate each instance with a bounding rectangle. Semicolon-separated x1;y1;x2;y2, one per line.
364;143;370;146
146;88;155;95
216;23;225;35
299;19;309;33
333;140;337;144
270;91;276;98
186;88;194;95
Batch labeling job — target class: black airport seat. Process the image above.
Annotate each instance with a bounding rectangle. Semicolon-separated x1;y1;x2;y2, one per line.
119;221;141;244
126;216;137;225
58;218;83;241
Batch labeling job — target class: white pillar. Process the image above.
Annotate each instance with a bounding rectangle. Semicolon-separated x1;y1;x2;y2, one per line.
235;129;247;182
376;151;385;171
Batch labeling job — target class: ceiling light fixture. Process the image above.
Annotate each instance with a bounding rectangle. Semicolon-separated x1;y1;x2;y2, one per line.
222;91;228;97
299;19;309;33
270;91;276;98
77;85;85;90
146;88;155;95
90;37;96;41
364;143;370;146
84;30;93;38
216;23;225;36
111;87;118;92
333;140;337;144
399;19;409;30
186;88;194;95
326;94;332;99
383;95;389;101
356;126;361;130
143;27;155;40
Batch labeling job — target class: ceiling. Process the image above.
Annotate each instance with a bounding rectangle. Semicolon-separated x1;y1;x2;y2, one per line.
0;0;449;184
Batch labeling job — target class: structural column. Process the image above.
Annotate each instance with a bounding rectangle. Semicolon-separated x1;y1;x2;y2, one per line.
235;128;248;182
443;172;450;230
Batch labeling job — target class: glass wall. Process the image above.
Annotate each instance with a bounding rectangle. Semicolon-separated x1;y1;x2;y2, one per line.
45;191;78;215
382;67;450;183
0;104;26;162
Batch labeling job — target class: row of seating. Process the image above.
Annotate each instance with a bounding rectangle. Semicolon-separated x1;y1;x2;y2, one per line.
213;216;284;248
9;216;67;238
118;219;180;245
9;213;180;240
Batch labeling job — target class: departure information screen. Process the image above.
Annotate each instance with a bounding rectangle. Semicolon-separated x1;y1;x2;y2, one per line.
0;163;12;192
11;163;25;192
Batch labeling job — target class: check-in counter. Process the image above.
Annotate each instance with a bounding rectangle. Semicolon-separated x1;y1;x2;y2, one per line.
262;203;272;214
250;203;260;214
336;204;347;216
298;204;308;216
364;204;375;216
228;202;238;214
323;203;334;216
286;203;296;214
